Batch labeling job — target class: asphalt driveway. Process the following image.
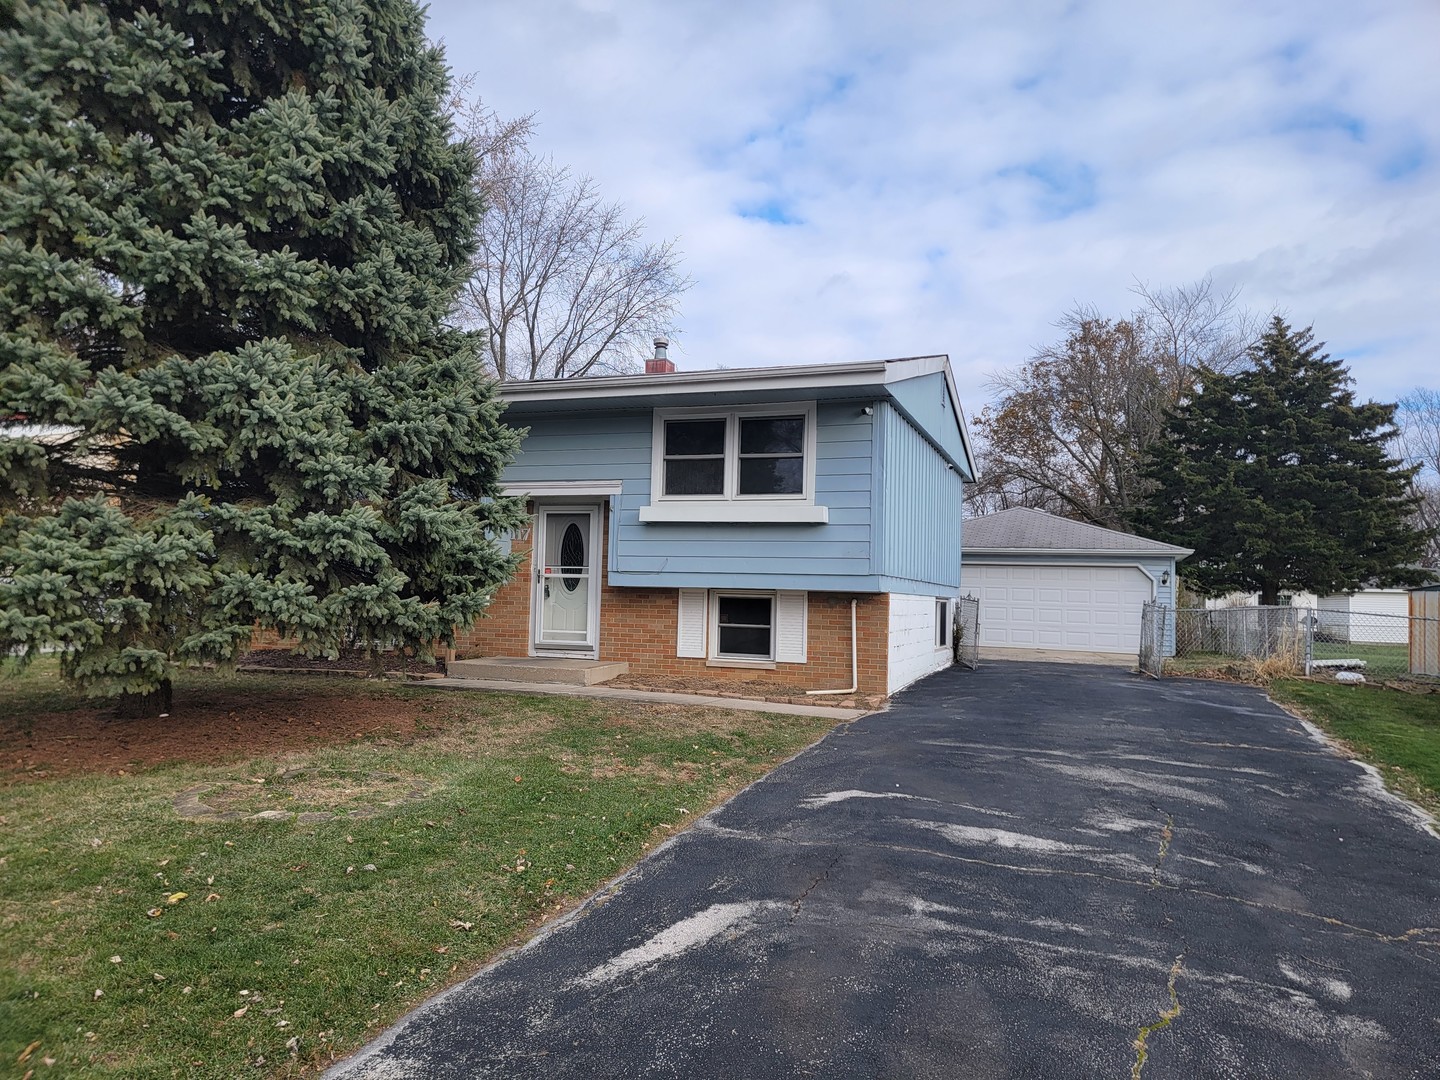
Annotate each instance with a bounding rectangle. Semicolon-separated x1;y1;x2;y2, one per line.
330;663;1440;1079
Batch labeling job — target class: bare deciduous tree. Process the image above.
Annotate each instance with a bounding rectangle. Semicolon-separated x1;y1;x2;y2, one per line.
965;277;1261;529
1396;387;1440;567
1128;277;1259;376
450;93;691;380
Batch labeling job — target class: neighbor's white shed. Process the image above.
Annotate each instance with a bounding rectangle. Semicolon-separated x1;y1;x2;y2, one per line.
1315;589;1411;644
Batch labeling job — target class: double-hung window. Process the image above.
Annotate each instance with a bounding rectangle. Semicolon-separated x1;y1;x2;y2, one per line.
713;594;775;661
677;588;808;666
643;403;825;523
661;418;728;496
735;415;805;496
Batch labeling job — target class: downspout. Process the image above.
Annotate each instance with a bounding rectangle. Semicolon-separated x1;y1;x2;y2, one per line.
807;599;858;696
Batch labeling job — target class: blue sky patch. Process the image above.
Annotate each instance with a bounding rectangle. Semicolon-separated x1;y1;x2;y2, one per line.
999;158;1099;220
736;198;804;226
1278;104;1367;142
1379;139;1427;181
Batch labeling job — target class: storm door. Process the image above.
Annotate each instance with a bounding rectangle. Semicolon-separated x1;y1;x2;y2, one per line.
532;507;600;653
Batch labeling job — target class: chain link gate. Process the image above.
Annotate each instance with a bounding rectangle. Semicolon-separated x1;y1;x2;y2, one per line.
953;594;980;670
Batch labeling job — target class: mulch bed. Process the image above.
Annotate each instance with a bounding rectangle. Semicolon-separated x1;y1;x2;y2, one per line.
2;655;880;786
605;672;885;710
239;648;446;675
243;650;885;709
2;687;443;784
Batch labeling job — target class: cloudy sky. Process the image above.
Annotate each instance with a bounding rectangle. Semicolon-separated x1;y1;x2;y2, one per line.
426;0;1439;409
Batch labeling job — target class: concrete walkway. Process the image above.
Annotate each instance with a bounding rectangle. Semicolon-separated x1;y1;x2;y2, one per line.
426;677;869;720
332;663;1439;1079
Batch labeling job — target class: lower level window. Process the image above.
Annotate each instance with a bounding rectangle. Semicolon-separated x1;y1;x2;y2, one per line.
936;599;951;647
715;594;775;660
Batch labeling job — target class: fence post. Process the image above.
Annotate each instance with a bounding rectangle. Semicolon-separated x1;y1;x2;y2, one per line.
1303;607;1313;676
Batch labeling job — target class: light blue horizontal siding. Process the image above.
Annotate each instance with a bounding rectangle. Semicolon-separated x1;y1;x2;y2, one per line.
503;410;653;486
877;402;964;591
499;401;878;590
610;570;889;590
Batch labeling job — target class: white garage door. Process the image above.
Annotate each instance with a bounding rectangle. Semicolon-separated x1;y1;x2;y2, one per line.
960;563;1154;654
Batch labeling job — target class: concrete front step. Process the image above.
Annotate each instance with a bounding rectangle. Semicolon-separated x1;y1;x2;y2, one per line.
446;657;629;686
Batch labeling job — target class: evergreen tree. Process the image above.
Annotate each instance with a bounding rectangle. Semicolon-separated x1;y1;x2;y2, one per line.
1135;316;1430;604
0;0;526;712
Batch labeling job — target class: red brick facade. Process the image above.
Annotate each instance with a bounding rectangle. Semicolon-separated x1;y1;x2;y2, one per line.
453;503;891;696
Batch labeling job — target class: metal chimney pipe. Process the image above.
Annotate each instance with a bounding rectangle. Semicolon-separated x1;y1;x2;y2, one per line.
646;337;676;374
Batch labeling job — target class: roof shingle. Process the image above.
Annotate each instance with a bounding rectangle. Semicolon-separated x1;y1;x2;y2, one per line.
964;507;1192;557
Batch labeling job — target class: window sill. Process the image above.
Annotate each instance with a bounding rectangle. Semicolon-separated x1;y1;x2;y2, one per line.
706;657;777;670
639;502;829;524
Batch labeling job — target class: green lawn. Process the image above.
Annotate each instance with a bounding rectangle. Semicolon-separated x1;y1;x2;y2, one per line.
0;661;837;1077
1309;640;1411;674
1271;679;1440;814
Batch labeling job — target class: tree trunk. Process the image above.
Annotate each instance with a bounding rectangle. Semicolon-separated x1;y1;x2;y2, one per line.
1258;584;1280;606
116;679;173;719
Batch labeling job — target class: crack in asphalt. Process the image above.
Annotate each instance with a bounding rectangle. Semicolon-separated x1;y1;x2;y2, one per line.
1150;813;1175;888
790;856;842;924
1130;954;1185;1080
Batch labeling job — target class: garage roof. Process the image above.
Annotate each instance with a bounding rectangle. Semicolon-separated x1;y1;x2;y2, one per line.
965;508;1192;558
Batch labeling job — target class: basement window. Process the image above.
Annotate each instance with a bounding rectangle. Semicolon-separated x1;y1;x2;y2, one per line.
713;594;775;661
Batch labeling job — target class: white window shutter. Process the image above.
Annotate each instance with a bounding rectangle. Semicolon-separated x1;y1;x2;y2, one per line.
677;589;707;658
775;591;808;663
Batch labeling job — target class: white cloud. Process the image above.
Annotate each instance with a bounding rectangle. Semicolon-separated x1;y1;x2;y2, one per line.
427;0;1440;404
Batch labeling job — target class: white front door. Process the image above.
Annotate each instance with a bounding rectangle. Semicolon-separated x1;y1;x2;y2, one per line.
532;506;600;653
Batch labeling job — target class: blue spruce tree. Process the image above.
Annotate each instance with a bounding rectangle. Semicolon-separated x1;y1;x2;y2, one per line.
0;0;525;713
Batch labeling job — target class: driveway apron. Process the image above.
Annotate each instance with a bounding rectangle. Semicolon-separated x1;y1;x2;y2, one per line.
329;663;1439;1079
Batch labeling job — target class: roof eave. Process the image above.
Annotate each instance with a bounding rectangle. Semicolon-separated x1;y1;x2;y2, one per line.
965;546;1194;559
498;357;945;403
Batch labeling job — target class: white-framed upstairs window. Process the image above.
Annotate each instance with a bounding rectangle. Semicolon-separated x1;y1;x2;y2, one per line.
640;403;827;524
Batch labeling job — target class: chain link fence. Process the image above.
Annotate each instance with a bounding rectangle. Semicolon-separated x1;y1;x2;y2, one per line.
953;594;980;670
1138;601;1168;678
1140;602;1440;682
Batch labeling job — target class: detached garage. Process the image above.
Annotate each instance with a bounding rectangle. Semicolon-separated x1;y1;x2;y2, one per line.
960;508;1191;660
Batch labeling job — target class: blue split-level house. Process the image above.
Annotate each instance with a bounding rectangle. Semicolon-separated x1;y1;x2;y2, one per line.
452;344;977;699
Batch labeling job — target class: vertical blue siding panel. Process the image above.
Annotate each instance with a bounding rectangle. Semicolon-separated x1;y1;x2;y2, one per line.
884;371;968;472
877;401;964;591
